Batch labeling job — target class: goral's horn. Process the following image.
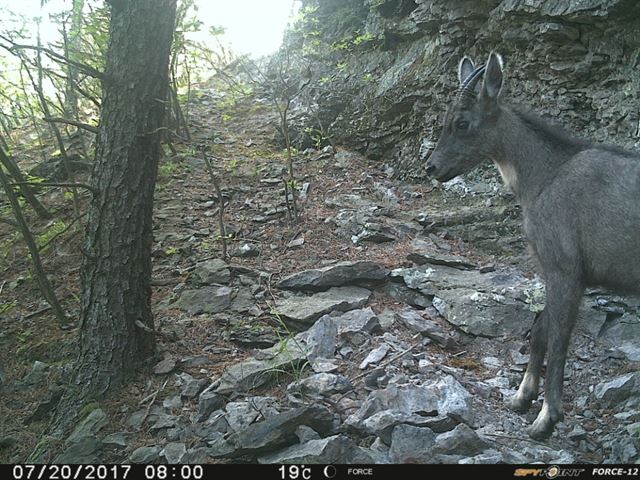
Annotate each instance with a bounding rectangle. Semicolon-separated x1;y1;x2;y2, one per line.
456;64;486;101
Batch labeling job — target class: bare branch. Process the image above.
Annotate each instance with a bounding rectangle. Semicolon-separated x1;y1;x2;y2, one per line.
0;35;104;81
43;117;98;134
11;181;97;194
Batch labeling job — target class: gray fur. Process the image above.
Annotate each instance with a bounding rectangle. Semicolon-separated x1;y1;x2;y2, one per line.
425;52;640;440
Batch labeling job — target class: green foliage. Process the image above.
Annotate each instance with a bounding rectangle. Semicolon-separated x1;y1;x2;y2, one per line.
37;220;67;251
17;328;33;343
159;161;180;178
304;126;324;148
0;300;17;315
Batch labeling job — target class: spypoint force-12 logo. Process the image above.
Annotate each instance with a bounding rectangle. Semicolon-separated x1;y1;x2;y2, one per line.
514;466;585;478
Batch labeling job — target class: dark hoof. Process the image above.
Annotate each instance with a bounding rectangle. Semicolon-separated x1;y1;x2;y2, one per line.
528;423;554;441
528;407;563;440
506;395;532;413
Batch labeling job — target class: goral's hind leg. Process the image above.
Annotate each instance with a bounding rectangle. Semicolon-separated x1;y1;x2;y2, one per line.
507;310;547;413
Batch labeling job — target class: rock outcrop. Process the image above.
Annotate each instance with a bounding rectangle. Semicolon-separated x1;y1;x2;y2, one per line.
286;0;640;176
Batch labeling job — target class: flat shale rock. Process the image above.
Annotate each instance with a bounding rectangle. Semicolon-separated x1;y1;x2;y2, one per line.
395;308;458;349
171;286;233;314
129;446;162;464
388;425;436;463
287;373;352;405
258;435;374;464
332;307;381;337
193;259;231;284
432;424;491;456
278;261;388;291
276;286;371;327
392;264;540;337
211;405;337;458
345;375;473;441
161;442;187;464
214;339;309;395
594;372;640;407
407;238;476;269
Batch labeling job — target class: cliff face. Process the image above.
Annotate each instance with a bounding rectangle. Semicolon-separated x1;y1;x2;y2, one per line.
288;0;640;177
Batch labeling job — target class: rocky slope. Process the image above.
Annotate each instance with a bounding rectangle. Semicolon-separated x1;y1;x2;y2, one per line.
287;0;640;176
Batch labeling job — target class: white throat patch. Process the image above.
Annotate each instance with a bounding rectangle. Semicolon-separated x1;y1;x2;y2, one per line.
495;160;518;191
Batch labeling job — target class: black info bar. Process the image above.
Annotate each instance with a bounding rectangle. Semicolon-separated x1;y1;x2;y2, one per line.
4;464;640;480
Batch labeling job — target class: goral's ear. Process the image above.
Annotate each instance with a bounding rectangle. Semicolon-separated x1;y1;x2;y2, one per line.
481;52;503;101
458;56;475;85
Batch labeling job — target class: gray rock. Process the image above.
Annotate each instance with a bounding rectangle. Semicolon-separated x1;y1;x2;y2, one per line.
178;373;208;398
172;286;234;314
129;446;162;464
346;375;473;440
332;307;381;337
351;225;396;244
161;442;187;464
594;372;640;407
199;409;229;436
359;344;391;369
193;259;231;284
150;414;177;431
180;354;210;368
295;425;321;443
229;288;255;314
54;437;102;464
212;405;337;458
392;264;540;337
434;288;535;338
395;308;458;349
287;373;352;404
225;397;280;432
408;238;476;269
258;434;374;464
354;409;457;444
389;425;436;463
23;387;64;424
182;447;212;464
232;243;261;257
305;315;338;360
278;261;388;290
276;286;371;327
598;312;640;361
102;432;132;449
197;390;225;422
163;395;182;410
214;338;309;395
21;361;49;387
153;358;176;375
458;450;504;464
433;424;490;456
382;282;433;309
66;409;108;445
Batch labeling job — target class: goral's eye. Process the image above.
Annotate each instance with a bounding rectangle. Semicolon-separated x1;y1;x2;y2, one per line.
455;119;470;130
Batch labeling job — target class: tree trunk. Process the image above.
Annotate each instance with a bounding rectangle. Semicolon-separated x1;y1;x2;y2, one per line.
70;0;176;406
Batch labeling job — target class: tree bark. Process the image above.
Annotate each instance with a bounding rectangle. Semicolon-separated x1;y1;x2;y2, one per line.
68;0;176;409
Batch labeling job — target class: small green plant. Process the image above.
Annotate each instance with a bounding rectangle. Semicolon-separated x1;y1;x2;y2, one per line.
159;161;179;177
18;328;33;343
304;127;324;148
0;300;17;314
37;221;68;250
164;246;178;255
362;73;374;82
